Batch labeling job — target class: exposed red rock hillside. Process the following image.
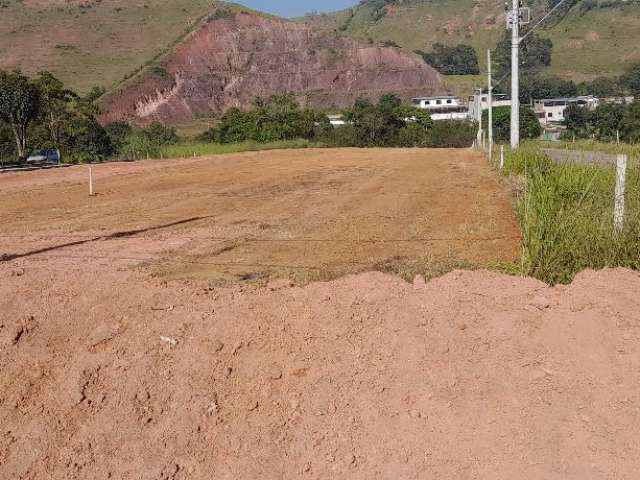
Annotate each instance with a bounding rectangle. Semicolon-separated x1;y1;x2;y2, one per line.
101;11;445;125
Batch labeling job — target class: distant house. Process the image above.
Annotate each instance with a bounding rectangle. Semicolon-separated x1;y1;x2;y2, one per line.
411;95;469;121
327;114;346;127
533;96;599;127
467;93;511;121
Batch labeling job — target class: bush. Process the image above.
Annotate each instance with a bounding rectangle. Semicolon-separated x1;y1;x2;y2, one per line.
211;93;330;144
425;120;477;148
140;121;179;145
417;43;480;76
104;121;132;153
121;133;161;160
65;117;113;163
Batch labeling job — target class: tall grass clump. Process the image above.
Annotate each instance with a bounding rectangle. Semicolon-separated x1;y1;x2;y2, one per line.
503;144;640;284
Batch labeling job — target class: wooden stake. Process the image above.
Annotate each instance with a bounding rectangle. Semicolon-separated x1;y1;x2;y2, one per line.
89;166;94;196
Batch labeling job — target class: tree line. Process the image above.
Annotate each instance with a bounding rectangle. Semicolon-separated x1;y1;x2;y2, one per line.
565;102;640;143
1;71;481;165
0;70;114;163
199;93;478;149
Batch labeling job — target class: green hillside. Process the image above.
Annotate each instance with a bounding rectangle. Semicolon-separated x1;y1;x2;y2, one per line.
301;0;640;80
0;0;219;93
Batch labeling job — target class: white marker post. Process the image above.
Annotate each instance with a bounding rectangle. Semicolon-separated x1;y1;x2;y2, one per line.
614;154;627;232
89;166;94;196
500;145;505;171
487;49;494;161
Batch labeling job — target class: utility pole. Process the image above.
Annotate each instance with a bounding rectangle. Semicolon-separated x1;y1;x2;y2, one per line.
487;49;493;159
510;0;520;149
475;88;483;149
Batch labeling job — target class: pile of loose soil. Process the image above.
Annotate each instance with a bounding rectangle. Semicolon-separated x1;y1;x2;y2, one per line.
2;264;639;479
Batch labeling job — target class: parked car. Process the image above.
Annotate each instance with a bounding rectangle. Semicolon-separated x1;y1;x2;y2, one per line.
26;149;61;165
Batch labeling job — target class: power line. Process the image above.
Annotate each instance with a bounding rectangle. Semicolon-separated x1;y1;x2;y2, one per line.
520;0;574;43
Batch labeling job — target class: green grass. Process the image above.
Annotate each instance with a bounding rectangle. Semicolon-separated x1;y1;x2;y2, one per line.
501;143;640;284
539;139;640;158
158;139;325;159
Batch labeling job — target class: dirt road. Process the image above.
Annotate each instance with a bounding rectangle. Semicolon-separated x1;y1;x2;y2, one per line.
0;148;519;283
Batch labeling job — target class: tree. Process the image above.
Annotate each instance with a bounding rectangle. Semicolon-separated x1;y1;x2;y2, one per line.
563;103;592;136
67;116;113;162
564;103;627;141
0;70;40;159
342;94;434;147
520;76;577;102
104;121;133;154
343;98;388;146
487;106;541;143
621;62;640;98
212;93;330;144
418;43;480;75
591;103;625;141
0;121;15;165
34;71;76;147
576;76;622;97
494;30;553;79
619;102;640;143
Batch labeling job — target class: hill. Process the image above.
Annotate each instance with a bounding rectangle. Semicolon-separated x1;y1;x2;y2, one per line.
0;0;221;93
301;0;640;80
100;9;445;126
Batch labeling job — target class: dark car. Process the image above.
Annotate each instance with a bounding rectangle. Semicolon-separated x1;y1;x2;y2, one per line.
26;149;61;165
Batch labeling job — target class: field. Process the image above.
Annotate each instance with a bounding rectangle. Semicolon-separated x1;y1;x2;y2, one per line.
3;147;640;478
0;148;519;284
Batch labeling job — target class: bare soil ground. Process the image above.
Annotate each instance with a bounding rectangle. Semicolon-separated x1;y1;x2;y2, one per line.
0;148;520;284
2;148;639;479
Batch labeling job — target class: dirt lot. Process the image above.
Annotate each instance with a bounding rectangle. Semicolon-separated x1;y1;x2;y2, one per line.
2;148;640;479
0;148;519;283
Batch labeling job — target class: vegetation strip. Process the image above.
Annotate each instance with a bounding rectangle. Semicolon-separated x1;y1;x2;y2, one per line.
499;143;640;284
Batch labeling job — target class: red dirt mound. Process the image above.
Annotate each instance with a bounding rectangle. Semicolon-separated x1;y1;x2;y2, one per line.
2;265;640;479
101;11;444;125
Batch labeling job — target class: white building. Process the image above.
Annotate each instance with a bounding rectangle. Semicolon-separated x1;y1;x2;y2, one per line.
533;96;600;126
327;114;346;127
467;93;511;121
411;95;469;120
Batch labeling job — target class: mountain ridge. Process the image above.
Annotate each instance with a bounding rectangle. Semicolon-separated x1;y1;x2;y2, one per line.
100;10;446;125
300;0;640;80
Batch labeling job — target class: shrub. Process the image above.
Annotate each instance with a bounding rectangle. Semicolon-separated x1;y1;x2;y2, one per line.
212;94;330;144
417;43;480;75
148;65;172;82
104;121;132;153
65;117;113;163
425;120;477;148
121;133;161;160
140;121;179;145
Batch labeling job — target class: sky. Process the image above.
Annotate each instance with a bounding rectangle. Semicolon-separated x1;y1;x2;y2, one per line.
234;0;360;18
